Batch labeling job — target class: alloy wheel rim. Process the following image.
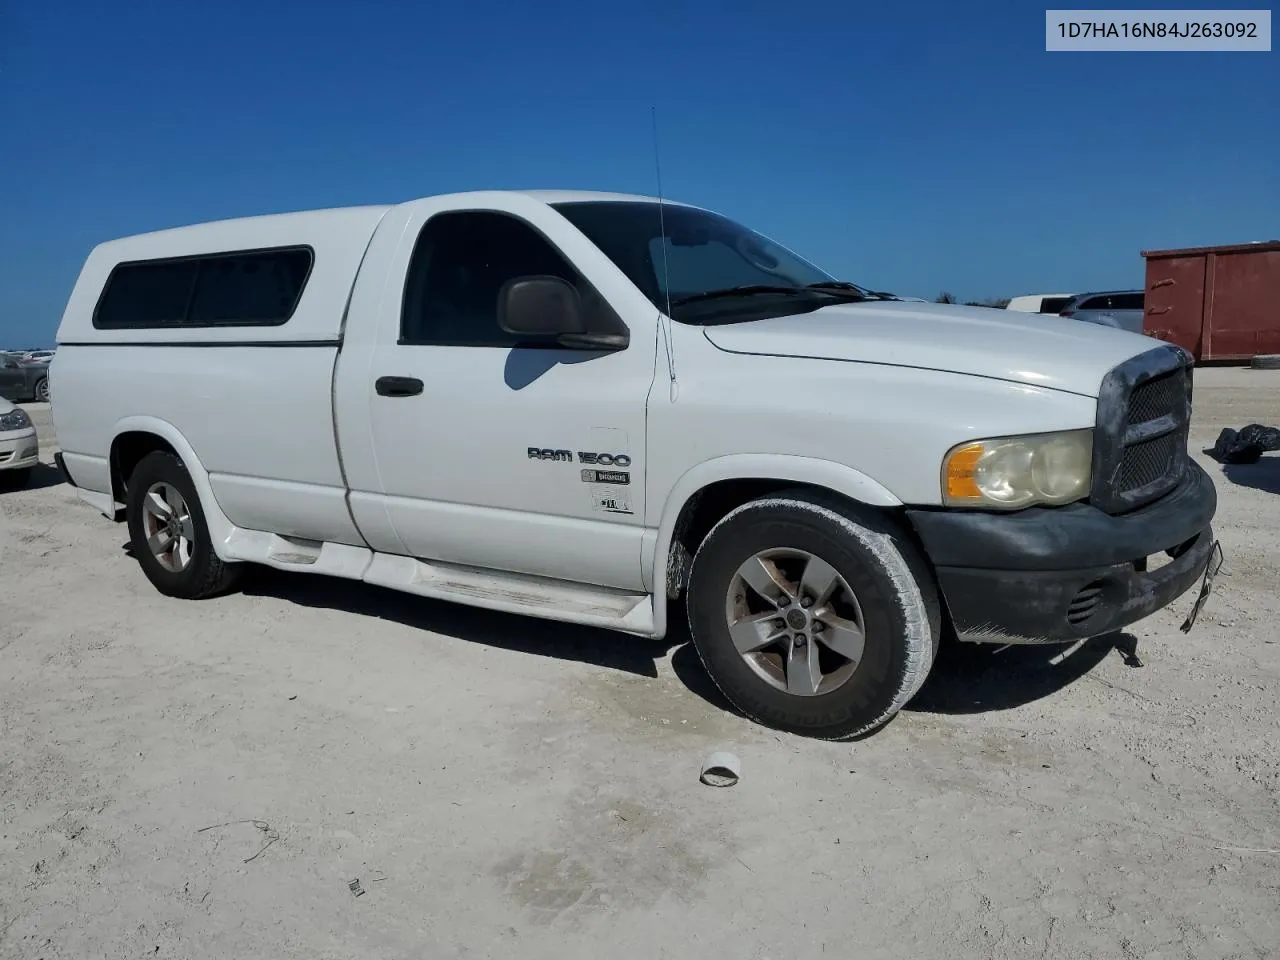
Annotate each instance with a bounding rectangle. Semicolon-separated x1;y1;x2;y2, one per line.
141;482;195;573
723;548;866;697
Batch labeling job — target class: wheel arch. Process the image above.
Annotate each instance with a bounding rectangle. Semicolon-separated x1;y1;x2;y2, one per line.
107;417;236;557
648;455;904;636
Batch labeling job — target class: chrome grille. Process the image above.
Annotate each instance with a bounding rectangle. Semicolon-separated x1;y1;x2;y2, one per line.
1092;347;1192;515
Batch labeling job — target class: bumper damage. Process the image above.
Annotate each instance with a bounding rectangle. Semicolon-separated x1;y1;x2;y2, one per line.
908;460;1219;644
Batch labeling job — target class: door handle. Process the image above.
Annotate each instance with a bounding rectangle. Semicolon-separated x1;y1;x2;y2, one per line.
375;376;424;397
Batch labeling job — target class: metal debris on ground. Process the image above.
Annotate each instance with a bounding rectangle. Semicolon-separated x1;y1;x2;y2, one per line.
348;878;365;897
1114;635;1144;668
195;818;280;864
700;751;742;787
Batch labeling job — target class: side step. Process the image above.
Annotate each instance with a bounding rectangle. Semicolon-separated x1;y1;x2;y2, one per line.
221;529;374;579
364;553;656;636
216;527;657;637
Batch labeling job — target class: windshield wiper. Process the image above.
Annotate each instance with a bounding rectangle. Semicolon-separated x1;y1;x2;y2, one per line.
670;285;820;307
806;281;898;301
671;283;876;308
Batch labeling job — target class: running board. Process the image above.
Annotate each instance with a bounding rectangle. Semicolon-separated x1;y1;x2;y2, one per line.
363;553;656;636
217;527;656;637
221;529;374;579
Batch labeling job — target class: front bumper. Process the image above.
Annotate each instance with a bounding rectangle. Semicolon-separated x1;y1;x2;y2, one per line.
0;427;39;471
907;460;1218;643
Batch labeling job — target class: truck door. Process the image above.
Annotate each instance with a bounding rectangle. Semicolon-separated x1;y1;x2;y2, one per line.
337;198;658;592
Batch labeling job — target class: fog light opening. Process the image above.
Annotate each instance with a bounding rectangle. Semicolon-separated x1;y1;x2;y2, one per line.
1067;580;1108;627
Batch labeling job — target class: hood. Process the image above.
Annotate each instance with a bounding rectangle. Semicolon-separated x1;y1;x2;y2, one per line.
701;300;1161;396
0;396;15;415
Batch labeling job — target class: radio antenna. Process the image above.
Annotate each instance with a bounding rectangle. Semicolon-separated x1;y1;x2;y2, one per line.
651;106;677;389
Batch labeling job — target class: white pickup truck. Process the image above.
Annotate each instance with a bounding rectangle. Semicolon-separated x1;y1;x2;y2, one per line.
49;190;1219;738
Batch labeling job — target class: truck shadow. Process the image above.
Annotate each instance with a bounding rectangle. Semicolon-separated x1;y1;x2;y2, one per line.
904;633;1133;715
236;564;1138;720
1;462;65;493
666;631;1136;721
240;566;677;678
1222;458;1280;494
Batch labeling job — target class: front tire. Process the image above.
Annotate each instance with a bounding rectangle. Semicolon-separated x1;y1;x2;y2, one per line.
34;377;49;403
686;490;938;739
125;451;241;599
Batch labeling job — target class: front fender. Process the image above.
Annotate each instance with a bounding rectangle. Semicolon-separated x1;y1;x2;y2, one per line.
645;454;901;636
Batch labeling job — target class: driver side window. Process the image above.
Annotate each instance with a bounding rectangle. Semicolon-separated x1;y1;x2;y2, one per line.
400;211;583;346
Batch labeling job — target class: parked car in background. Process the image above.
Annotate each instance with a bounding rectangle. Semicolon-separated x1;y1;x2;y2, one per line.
21;349;55;364
0;396;39;490
1006;293;1079;314
1059;290;1146;334
0;352;52;402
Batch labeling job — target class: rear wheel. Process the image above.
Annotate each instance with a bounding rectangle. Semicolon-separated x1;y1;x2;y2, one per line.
34;377;49;403
686;490;938;739
125;451;240;599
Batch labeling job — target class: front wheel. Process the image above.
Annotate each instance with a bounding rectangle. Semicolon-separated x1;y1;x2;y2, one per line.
686;491;939;739
34;377;49;403
125;451;241;599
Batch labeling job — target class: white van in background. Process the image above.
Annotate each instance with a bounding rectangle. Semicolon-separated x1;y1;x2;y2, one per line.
1006;293;1078;314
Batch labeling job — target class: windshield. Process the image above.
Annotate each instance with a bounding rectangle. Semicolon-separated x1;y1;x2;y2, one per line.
552;200;852;323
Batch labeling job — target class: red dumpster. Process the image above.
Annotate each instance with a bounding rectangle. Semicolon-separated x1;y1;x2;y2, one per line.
1142;241;1280;362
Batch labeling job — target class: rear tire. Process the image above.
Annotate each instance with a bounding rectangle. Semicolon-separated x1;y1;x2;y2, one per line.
34;377;49;403
0;467;32;491
125;451;241;599
686;490;938;739
1251;354;1280;370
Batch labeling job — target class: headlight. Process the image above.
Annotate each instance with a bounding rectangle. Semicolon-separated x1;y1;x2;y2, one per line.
942;429;1093;509
0;408;32;431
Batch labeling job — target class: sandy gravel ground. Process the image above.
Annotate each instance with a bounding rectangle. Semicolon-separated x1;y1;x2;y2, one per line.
2;367;1278;960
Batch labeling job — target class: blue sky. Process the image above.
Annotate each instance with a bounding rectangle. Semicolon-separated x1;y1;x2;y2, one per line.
2;0;1276;346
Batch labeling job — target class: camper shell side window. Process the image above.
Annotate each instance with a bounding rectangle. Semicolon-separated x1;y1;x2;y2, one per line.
93;246;314;330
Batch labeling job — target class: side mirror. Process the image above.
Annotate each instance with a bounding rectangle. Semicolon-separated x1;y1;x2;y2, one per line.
497;276;627;350
496;273;627;353
498;276;586;338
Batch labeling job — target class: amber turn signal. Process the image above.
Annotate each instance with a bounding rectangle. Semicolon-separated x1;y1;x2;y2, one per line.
943;442;986;501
